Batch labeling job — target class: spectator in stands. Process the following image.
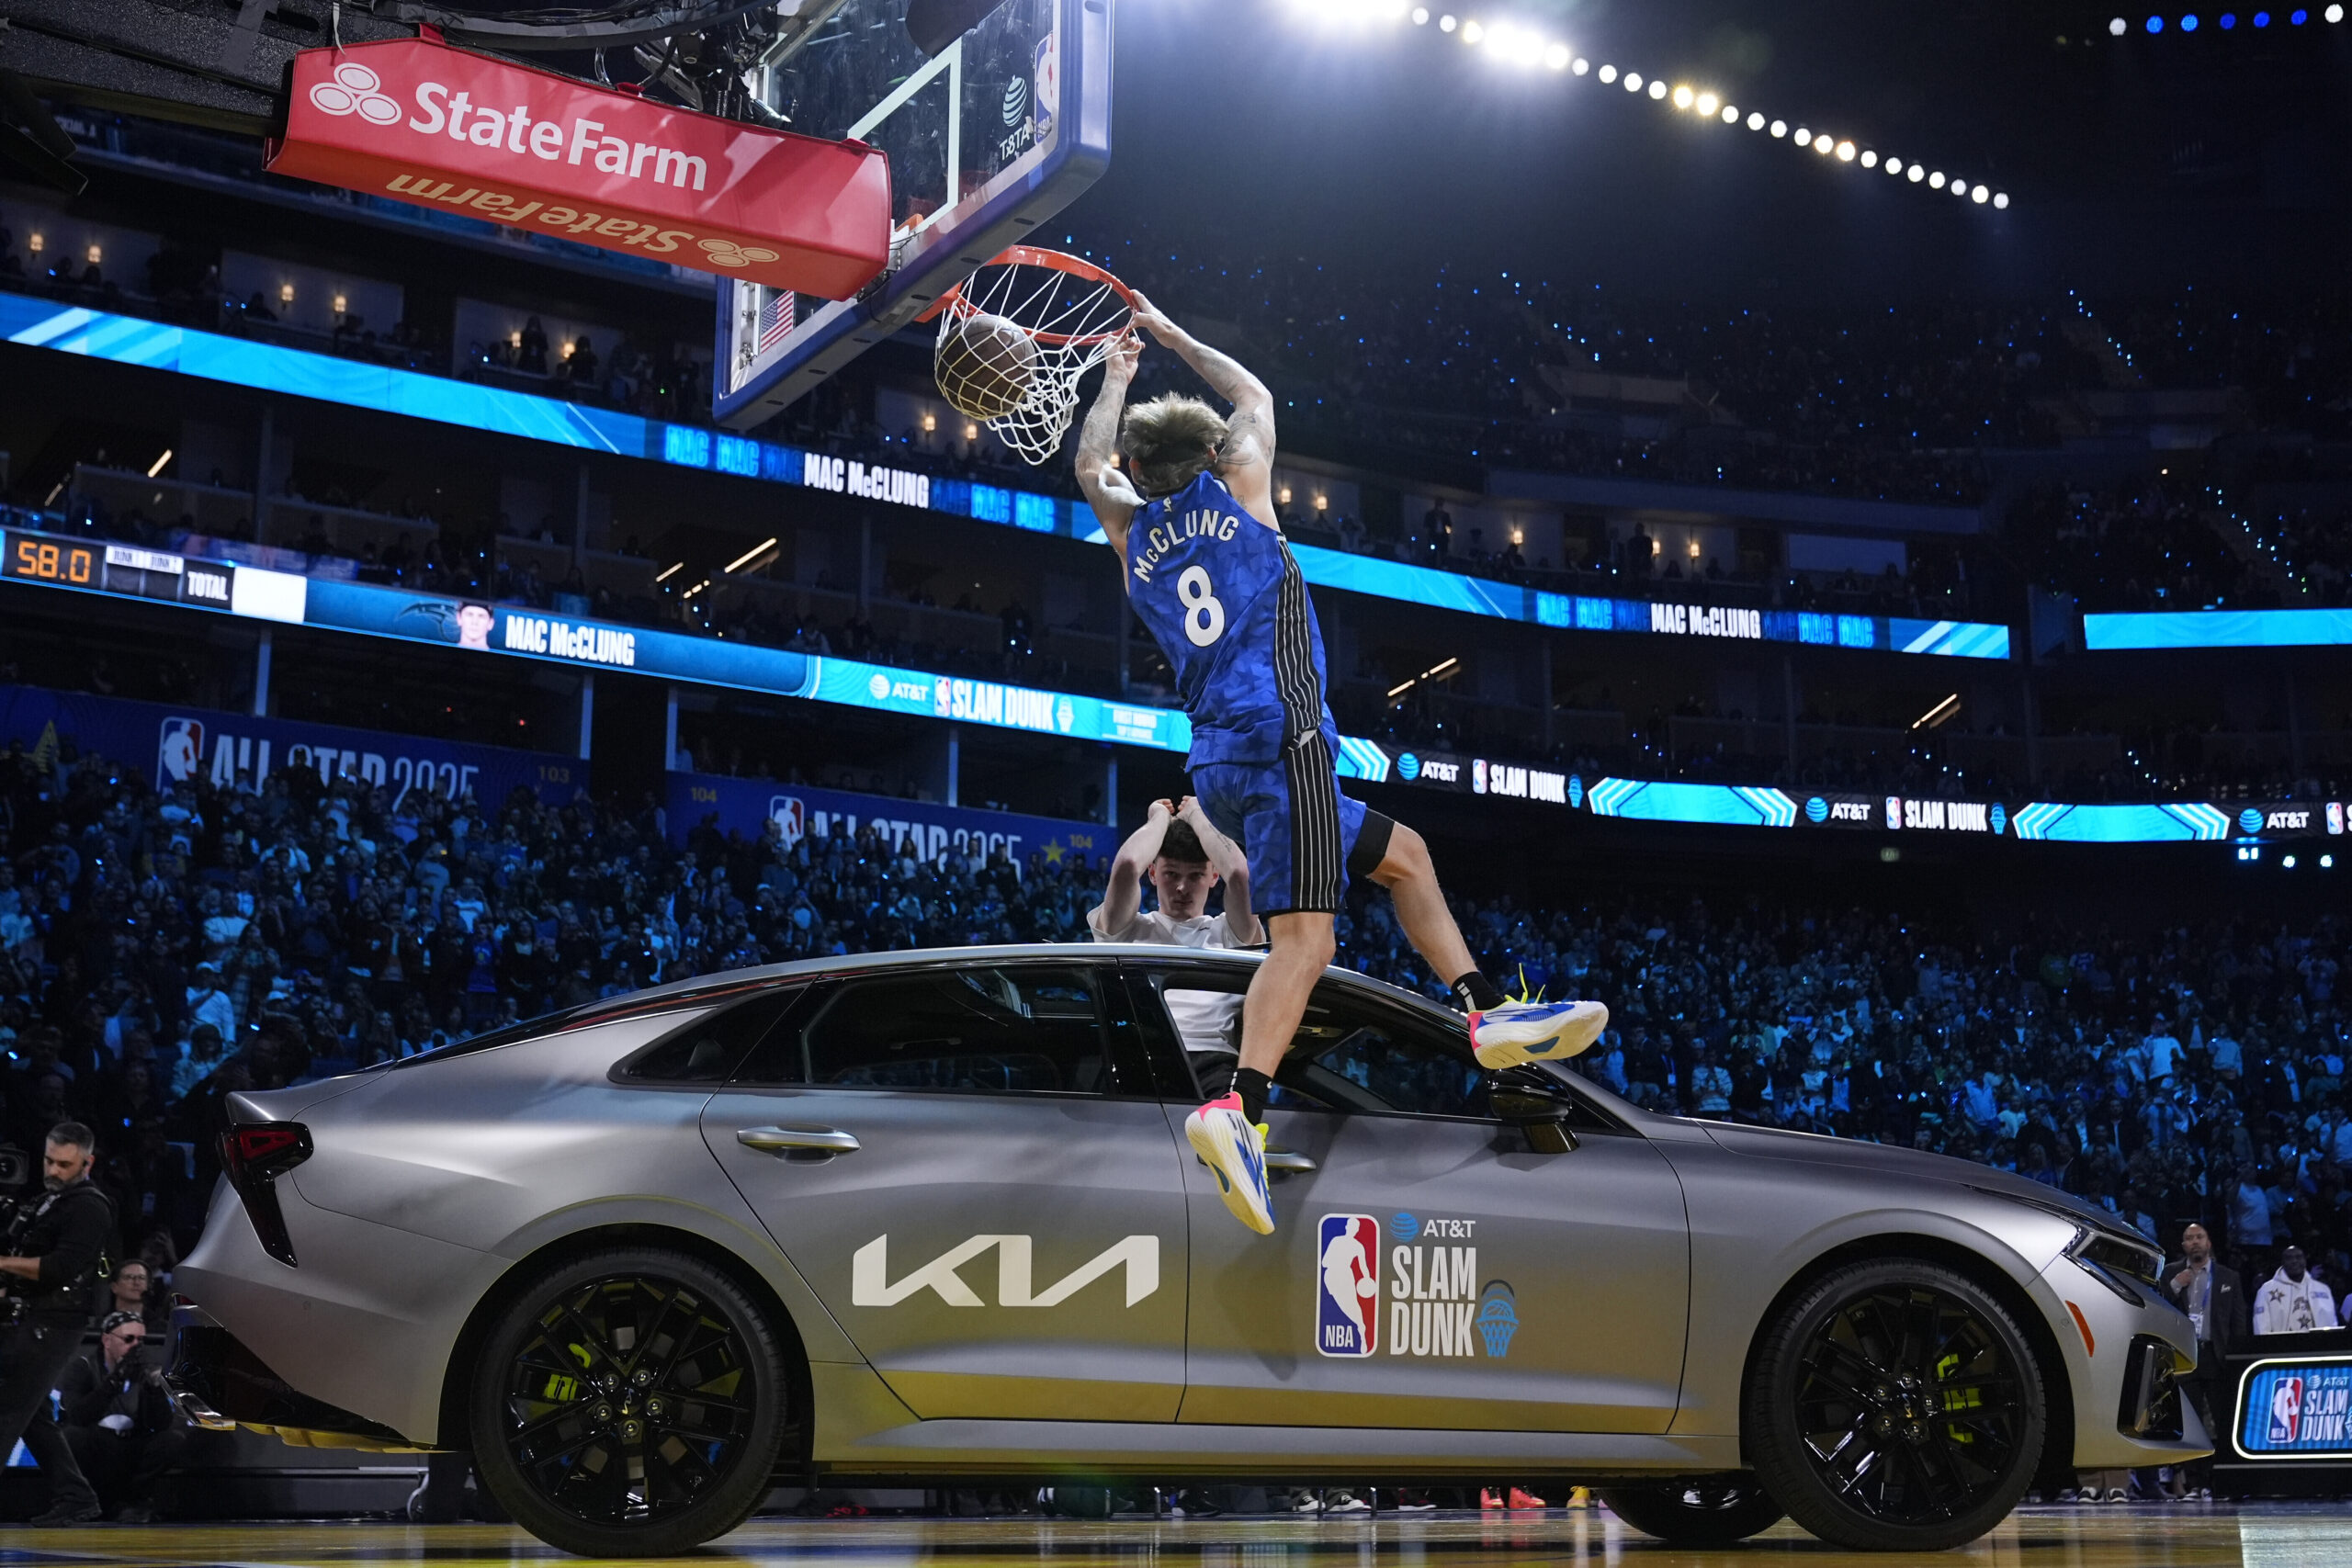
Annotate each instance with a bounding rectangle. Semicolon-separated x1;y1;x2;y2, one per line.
2253;1246;2339;1335
99;1258;161;1333
58;1310;186;1522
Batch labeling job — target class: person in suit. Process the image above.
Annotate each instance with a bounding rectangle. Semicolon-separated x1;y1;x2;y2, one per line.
2162;1222;2248;1499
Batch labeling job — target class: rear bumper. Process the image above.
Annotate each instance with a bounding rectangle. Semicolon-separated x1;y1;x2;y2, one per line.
167;1303;435;1453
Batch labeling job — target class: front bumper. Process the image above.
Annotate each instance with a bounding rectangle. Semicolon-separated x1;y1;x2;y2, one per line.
167;1302;435;1452
2038;1252;2210;1469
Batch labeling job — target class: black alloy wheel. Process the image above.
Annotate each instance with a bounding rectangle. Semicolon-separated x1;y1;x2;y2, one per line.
470;1248;791;1556
1746;1258;2045;1552
1598;1478;1786;1545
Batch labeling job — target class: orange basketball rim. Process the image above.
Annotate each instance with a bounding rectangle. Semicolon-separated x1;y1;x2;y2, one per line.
923;246;1137;465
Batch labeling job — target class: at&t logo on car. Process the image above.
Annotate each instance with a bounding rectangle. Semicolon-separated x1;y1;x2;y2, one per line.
1316;1214;1382;1357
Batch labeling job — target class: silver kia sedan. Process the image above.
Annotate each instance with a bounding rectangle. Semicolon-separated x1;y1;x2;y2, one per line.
169;945;2206;1556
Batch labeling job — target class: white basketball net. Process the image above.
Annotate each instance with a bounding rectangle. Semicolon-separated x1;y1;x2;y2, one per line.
933;249;1134;466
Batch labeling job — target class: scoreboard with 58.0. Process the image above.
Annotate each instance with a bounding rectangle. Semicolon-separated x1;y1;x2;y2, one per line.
3;529;237;608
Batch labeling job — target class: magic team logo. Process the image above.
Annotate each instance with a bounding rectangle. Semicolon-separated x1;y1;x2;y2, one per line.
2270;1377;2303;1446
1315;1214;1381;1357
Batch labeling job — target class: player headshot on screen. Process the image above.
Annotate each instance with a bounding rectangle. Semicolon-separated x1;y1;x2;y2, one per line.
1073;293;1609;1236
456;602;494;651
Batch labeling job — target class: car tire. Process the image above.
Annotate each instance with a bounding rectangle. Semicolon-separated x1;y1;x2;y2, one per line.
469;1247;791;1556
1744;1258;2045;1552
1598;1478;1785;1544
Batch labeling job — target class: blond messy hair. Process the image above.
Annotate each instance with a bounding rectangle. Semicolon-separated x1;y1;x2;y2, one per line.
1121;394;1227;499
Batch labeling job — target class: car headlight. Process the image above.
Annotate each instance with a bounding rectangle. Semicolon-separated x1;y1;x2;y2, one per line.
2066;1228;2165;1307
1973;1187;2165;1306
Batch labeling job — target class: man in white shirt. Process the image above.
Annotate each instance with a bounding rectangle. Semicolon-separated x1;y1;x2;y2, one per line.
1089;797;1260;1089
2254;1247;2340;1336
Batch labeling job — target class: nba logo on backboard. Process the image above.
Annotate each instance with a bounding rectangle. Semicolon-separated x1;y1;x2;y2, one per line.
2270;1377;2303;1445
1033;31;1058;139
157;718;205;784
767;795;806;850
1315;1214;1381;1358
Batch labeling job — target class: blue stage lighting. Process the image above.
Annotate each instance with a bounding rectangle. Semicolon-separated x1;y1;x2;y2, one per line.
2181;12;2199;28
2146;14;2165;28
2255;9;2271;23
2291;6;2308;19
2220;10;2236;24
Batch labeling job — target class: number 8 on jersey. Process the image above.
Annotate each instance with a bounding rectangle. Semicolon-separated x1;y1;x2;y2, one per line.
1177;565;1225;647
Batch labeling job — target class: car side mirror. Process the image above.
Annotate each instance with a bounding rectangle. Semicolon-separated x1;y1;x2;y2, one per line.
1490;1086;1579;1155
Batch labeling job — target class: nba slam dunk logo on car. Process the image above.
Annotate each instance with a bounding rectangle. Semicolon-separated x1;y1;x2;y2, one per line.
1316;1215;1381;1357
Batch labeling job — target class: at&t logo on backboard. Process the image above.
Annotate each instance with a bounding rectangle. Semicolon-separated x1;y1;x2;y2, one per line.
1315;1214;1381;1358
158;718;206;784
2270;1376;2304;1446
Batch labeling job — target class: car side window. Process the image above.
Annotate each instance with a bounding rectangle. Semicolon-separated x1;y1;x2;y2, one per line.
1267;986;1490;1120
787;965;1121;1096
614;987;800;1085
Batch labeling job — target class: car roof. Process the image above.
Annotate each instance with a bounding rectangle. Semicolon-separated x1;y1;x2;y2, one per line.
390;943;1469;1069
621;942;1447;1021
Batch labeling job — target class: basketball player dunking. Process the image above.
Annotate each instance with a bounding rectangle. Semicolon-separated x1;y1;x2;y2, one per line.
1076;298;1609;1235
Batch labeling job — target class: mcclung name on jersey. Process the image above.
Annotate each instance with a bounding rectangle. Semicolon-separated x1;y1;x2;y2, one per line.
1124;471;1380;919
1125;471;1330;766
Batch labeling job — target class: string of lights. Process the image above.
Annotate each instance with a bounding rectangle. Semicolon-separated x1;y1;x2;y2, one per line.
1289;1;2012;211
2115;6;2346;32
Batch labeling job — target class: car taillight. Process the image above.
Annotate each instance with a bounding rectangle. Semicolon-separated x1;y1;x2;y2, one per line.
220;1120;311;1267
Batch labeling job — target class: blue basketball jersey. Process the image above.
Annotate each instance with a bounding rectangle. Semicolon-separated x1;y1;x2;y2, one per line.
1124;471;1335;768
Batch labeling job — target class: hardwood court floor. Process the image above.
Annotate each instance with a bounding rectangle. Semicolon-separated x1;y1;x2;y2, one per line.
0;1505;2346;1568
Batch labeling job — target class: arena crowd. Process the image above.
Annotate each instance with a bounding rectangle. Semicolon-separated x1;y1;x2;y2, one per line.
4;730;2345;1313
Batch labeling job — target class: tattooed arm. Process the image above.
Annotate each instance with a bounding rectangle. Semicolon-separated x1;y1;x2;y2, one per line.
1076;332;1145;549
1130;290;1279;528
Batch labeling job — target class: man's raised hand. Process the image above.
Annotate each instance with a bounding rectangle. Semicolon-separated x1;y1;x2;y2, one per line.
1130;291;1181;345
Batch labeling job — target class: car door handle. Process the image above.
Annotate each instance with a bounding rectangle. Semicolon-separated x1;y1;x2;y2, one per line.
1194;1147;1317;1175
737;1125;860;1155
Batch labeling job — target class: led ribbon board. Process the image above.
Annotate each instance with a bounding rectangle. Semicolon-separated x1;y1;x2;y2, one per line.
0;524;1189;752
0;294;2010;660
2085;609;2352;650
6;536;2334;843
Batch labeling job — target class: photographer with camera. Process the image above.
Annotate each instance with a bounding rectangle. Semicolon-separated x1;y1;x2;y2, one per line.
0;1122;114;1525
58;1312;186;1523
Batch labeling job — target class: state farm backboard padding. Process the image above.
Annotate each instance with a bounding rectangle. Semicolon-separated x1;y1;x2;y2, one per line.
266;37;891;298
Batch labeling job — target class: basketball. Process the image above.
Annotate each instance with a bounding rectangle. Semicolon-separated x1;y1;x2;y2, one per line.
937;311;1039;421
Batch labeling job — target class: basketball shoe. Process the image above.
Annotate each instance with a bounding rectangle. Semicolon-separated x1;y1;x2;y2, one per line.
1470;998;1610;1070
1186;1092;1274;1234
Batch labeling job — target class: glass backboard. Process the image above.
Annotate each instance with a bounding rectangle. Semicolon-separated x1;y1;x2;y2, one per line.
712;0;1111;428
